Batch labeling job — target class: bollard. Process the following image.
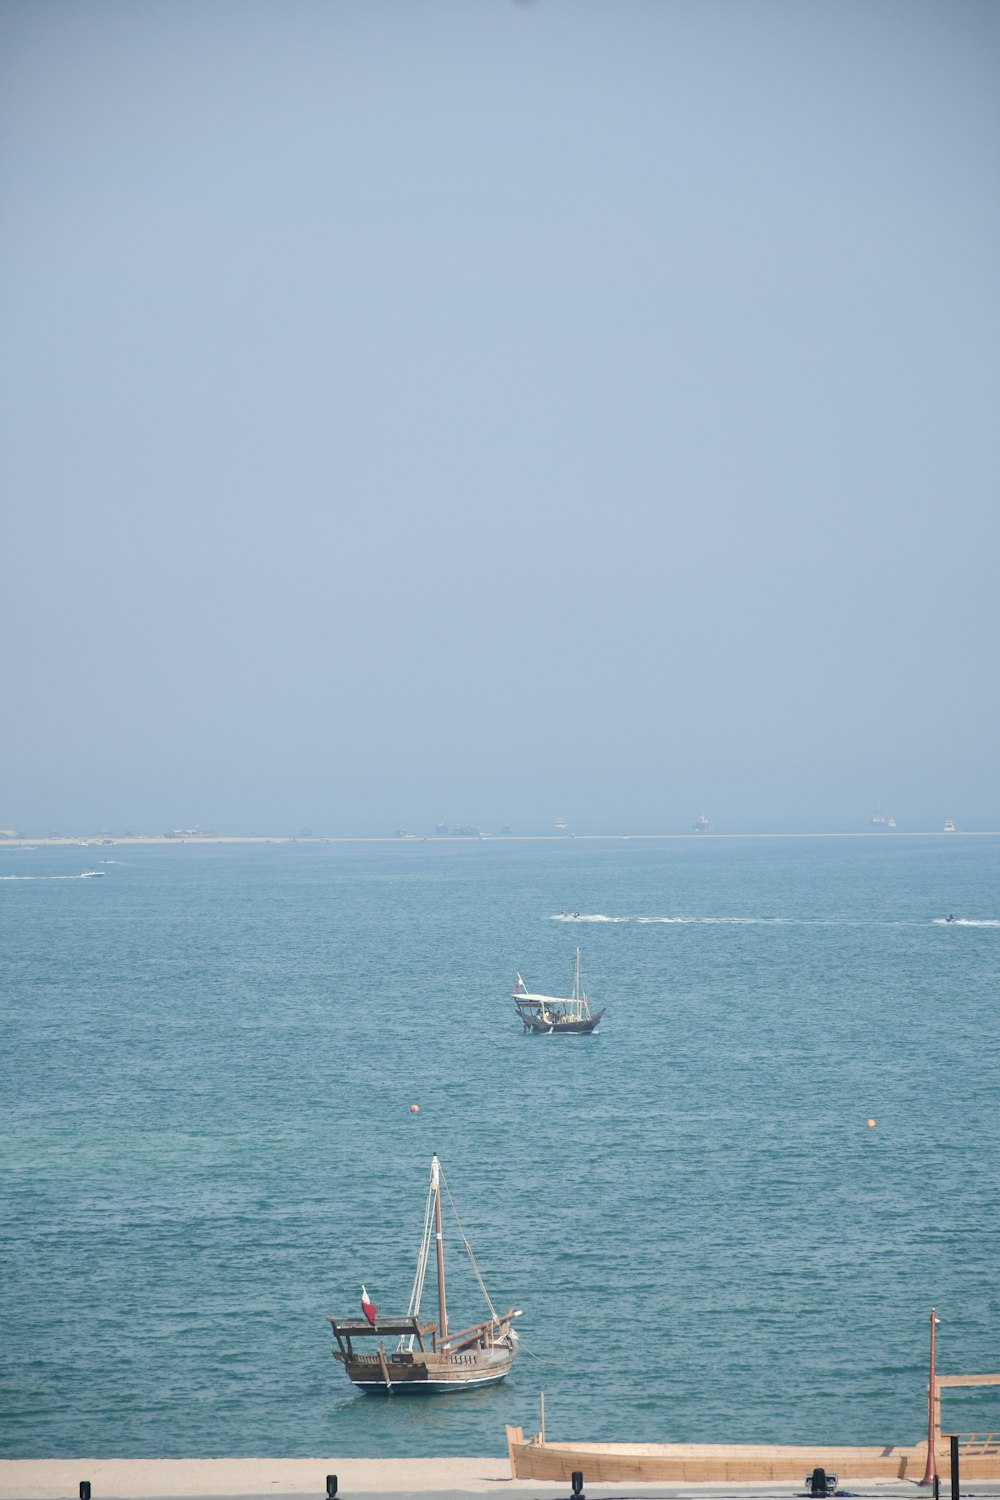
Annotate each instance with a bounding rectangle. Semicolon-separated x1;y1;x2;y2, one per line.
806;1469;837;1497
79;1484;92;1500
950;1435;959;1500
571;1471;584;1497
325;1476;338;1498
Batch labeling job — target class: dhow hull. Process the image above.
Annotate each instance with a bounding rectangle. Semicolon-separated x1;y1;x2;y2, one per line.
340;1347;515;1393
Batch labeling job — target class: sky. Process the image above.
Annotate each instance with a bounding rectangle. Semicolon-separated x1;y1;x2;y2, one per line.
2;0;998;836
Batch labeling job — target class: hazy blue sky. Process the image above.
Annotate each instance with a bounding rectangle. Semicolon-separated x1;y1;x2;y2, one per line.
2;0;998;835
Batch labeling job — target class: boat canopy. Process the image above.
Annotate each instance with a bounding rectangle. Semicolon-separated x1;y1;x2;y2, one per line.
514;971;584;1006
512;989;578;1005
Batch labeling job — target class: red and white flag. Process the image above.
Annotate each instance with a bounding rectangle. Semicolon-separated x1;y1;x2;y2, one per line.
361;1285;377;1326
514;975;525;994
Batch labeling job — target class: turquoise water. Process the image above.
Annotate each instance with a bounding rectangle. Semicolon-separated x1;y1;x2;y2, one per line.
2;835;998;1458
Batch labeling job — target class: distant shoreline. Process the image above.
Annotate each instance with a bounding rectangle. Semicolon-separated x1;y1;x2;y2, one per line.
1;830;996;848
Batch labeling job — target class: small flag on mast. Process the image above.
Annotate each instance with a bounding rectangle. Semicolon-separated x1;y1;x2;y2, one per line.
361;1285;377;1326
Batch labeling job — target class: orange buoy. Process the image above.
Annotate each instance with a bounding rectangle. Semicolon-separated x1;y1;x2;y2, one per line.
409;1104;419;1114
867;1118;876;1127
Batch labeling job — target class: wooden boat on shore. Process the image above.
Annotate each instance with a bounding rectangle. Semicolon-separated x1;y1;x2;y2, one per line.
505;1348;1000;1484
504;1427;1000;1483
327;1155;521;1392
513;948;604;1034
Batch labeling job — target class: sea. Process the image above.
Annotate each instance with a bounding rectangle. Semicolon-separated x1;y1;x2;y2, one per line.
2;833;998;1460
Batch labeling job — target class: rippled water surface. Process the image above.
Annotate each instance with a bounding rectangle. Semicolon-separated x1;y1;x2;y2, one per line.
2;835;998;1457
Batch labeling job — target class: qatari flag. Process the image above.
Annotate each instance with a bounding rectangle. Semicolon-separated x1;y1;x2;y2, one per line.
361;1285;377;1326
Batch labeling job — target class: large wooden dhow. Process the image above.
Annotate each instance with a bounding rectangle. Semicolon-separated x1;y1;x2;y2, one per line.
506;1364;1000;1482
327;1155;521;1393
505;1430;1000;1484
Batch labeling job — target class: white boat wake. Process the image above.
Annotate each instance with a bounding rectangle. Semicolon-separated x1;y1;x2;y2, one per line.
551;912;627;923
550;912;1000;927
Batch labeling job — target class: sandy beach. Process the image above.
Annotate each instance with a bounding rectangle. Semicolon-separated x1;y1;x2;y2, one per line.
1;1457;514;1500
0;1455;974;1500
7;1456;1000;1500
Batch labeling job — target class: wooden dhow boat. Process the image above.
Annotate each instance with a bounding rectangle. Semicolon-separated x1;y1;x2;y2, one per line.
505;1428;1000;1484
505;1427;936;1484
506;1363;1000;1481
327;1155;521;1392
513;948;604;1034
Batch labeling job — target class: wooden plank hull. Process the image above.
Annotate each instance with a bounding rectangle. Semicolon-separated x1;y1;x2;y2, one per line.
340;1344;514;1393
505;1429;1000;1482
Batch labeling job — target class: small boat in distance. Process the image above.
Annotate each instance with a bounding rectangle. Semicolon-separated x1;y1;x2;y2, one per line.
513;948;605;1034
943;820;956;833
326;1155;521;1393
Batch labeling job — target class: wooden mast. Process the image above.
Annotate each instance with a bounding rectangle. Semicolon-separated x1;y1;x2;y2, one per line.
573;948;591;1021
432;1154;448;1341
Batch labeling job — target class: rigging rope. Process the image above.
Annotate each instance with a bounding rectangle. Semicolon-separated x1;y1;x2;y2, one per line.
441;1167;500;1323
398;1160;506;1353
400;1176;435;1351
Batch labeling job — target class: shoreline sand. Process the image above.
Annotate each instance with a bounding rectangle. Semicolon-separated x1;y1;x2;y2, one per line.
1;832;993;849
0;1456;966;1500
0;1458;515;1498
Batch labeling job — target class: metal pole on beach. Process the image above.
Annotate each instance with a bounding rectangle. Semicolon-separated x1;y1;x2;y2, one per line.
921;1309;940;1486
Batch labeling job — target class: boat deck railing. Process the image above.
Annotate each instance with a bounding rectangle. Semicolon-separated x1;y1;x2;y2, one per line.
348;1349;502;1368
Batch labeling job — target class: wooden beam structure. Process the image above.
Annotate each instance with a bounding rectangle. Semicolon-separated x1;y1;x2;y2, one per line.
934;1373;1000;1448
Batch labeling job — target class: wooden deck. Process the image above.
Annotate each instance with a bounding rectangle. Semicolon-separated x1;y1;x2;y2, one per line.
505;1428;1000;1483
